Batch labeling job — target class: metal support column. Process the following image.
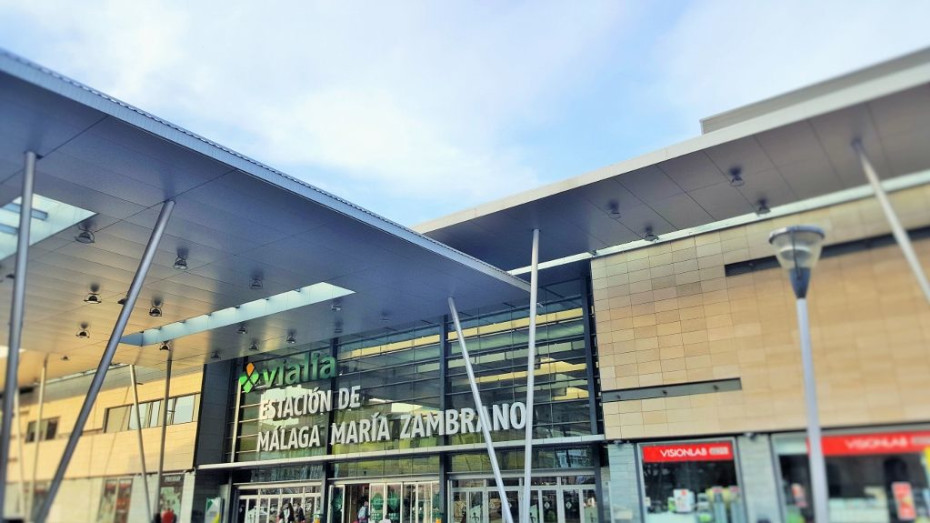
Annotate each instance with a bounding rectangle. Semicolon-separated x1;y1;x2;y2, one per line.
521;229;539;523
14;391;27;518
154;352;173;518
581;276;606;523
0;150;37;517
438;315;450;522
37;199;175;522
797;298;829;523
854;140;930;303
28;355;47;521
448;297;513;523
320;337;340;523
130;365;153;523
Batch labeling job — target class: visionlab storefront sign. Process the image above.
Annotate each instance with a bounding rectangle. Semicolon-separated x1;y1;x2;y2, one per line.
237;354;528;454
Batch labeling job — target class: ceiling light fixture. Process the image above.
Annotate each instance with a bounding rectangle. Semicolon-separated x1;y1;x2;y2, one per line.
249;277;263;290
149;300;163;317
607;201;621;219
75;222;95;244
643;227;659;243
117;295;128;305
286;331;297;345
173;255;188;270
729;167;745;187
76;324;90;338
334;322;343;335
756;199;771;216
61;355;69;361
159;341;171;351
237;323;248;335
83;292;102;305
249;341;259;352
331;301;342;312
211;351;220;360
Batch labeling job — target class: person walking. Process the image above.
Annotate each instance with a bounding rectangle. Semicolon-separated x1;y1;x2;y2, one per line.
357;498;370;523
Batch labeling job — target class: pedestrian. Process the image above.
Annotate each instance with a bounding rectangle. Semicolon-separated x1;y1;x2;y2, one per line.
357;497;370;523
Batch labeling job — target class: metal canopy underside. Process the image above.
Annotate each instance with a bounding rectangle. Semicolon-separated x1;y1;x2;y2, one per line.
0;51;529;384
418;49;930;271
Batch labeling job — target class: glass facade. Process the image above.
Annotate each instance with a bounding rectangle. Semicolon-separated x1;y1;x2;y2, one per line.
230;279;597;463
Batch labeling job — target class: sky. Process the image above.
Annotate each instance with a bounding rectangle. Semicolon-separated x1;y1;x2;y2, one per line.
0;1;929;226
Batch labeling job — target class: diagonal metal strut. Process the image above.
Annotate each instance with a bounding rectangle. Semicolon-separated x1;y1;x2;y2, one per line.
448;297;515;523
36;200;175;522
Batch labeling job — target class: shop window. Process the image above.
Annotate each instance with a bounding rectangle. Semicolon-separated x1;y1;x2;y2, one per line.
639;441;745;522
774;430;930;522
25;417;58;442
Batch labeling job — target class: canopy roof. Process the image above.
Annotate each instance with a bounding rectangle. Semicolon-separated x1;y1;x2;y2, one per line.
418;47;930;272
0;51;529;384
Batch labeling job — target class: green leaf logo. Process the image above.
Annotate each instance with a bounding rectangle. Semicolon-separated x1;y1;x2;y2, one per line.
238;362;259;393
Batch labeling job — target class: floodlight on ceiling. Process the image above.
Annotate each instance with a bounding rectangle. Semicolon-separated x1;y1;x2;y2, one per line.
286;332;297;345
756;199;771;216
121;282;355;347
237;324;248;335
75;223;95;244
159;341;171;351
173;255;188;270
729;167;745;187
643;227;659;243
83;292;102;304
76;324;89;338
211;351;220;360
149;305;163;318
61;355;69;361
0;194;95;259
249;341;259;352
249;277;263;290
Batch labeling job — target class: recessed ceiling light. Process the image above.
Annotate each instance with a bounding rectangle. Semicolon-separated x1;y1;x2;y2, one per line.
237;324;248;335
729;167;745;187
286;332;297;345
83;292;102;305
248;341;259;352
249;277;263;290
76;324;90;338
61;355;69;361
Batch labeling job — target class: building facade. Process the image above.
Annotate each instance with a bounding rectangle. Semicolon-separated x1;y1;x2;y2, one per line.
2;47;930;523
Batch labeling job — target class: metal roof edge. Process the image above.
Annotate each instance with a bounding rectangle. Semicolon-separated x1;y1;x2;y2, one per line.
415;51;930;235
0;49;529;293
701;46;930;134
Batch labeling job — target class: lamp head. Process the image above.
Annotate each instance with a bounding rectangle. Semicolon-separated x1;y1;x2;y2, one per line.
768;225;825;298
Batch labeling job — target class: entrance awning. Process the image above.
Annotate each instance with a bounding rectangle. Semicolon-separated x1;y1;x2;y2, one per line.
0;51;529;383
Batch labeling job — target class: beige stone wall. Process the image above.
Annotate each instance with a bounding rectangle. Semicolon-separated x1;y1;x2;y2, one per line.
594;184;930;441
8;367;202;481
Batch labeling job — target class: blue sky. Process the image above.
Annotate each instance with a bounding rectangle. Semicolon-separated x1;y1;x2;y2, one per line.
1;1;929;225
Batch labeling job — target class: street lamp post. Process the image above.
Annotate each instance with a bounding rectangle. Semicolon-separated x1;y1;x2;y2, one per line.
769;225;828;522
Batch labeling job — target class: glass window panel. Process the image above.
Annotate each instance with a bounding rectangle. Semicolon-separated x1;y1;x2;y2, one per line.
172;395;196;425
105;406;130;433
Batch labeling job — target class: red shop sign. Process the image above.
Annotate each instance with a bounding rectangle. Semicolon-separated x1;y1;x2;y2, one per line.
818;431;930;456
642;442;734;463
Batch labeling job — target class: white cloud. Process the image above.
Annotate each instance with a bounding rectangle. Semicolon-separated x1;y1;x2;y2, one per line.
0;1;630;223
652;0;930;130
